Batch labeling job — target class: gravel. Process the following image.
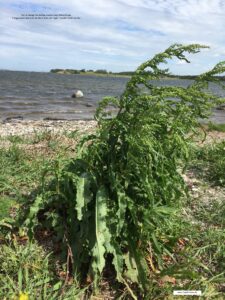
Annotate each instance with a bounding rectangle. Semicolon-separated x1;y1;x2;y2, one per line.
0;120;97;137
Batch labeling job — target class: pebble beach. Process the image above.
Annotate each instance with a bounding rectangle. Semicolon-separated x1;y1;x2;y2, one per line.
0;119;97;137
0;119;224;146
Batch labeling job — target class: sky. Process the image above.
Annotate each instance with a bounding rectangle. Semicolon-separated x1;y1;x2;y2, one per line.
0;0;225;74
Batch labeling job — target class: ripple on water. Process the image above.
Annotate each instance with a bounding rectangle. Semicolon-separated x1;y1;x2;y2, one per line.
0;71;225;122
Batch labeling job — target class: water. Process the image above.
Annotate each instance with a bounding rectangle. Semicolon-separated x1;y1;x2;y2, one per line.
0;71;224;123
0;71;128;120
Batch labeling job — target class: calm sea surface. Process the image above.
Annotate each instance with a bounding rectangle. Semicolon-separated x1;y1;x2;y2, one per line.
0;70;224;123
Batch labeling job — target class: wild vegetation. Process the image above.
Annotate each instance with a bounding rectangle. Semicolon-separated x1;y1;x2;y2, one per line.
207;121;225;132
1;44;225;299
193;140;225;186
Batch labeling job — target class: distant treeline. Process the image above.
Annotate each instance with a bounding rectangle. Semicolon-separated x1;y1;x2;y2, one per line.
50;69;109;74
50;69;225;80
50;69;136;76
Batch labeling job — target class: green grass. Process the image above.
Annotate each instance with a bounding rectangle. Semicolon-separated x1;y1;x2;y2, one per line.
0;131;225;299
0;240;84;300
0;196;17;219
0;144;42;197
0;132;76;223
207;122;225;132
193;140;225;186
0;132;87;298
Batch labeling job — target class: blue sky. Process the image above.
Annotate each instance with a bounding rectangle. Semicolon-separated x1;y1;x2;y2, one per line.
0;0;225;74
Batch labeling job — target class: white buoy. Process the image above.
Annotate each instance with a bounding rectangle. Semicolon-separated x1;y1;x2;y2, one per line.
72;90;84;98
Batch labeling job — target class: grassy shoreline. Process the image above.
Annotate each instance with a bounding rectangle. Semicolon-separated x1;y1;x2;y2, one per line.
0;122;224;299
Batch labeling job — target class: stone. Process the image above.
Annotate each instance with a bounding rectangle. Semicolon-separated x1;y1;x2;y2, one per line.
71;90;84;98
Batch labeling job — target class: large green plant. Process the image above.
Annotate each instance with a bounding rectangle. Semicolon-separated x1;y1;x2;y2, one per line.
25;44;225;298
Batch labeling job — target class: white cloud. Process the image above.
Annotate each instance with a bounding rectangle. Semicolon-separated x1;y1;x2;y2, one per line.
0;0;225;73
